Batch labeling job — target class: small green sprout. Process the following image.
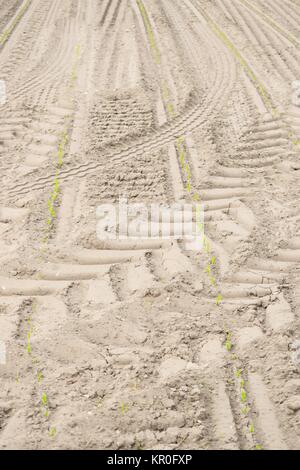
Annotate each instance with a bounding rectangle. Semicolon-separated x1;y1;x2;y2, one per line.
166;102;174;116
41;392;49;416
203;237;211;254
216;293;223;306
49;427;57;438
26;326;32;355
225;332;232;352
241;389;247;403
185;164;191;179
205;264;211;275
41;392;48;407
120;403;129;414
241;405;250;415
37;371;44;383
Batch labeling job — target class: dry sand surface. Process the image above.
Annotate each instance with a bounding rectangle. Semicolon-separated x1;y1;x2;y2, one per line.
0;0;300;450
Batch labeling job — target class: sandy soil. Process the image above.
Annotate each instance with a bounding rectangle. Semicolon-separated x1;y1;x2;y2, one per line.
0;0;300;450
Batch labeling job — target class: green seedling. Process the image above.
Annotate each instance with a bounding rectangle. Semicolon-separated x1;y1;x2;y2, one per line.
204;264;211;275
120;403;129;414
136;0;161;64
166;102;174;116
162;82;169;101
47;200;56;217
249;423;255;434
49;427;57;438
61;130;69;146
197;222;204;232
176;136;185;145
241;405;250;415
41;392;50;417
225;332;232;352
241;388;247;403
196;205;203;221
203;236;211;254
185;163;191;177
37;371;44;383
57;144;64;167
179;150;185;168
41;392;48;407
26;319;32;355
180;157;185;169
215;293;222;306
235;369;242;379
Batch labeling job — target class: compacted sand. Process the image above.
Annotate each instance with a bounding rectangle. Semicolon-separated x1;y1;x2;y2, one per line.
0;0;300;450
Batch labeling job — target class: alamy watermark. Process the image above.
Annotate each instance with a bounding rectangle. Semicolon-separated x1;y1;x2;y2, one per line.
96;197;204;250
0;79;6;106
292;81;300;106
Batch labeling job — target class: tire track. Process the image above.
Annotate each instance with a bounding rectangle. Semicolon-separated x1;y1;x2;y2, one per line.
100;0;114;26
0;0;32;49
181;0;300;450
0;0;53;78
9;1;84;106
262;0;300;37
238;0;300;48
4;0;237;199
234;0;300;81
161;0;235;126
1;0;300;450
4;98;232;198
